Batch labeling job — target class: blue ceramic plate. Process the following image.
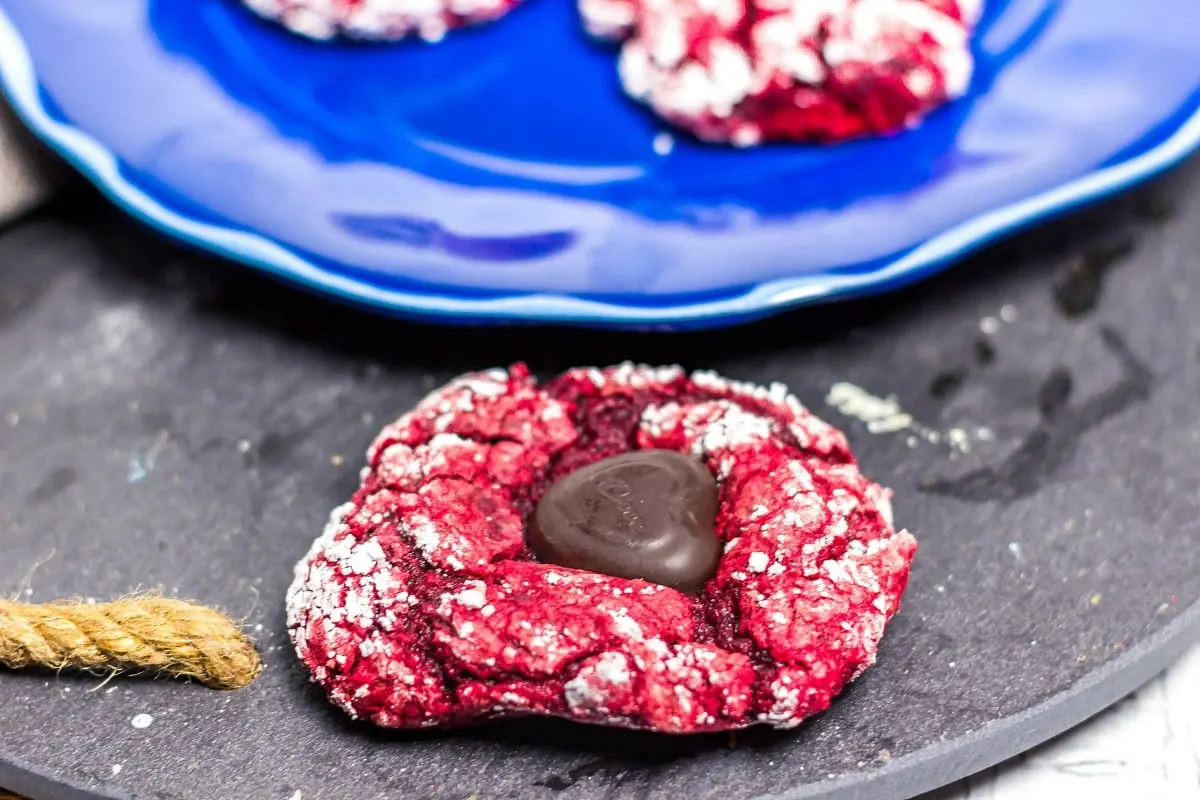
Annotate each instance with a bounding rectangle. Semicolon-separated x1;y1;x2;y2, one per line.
1;0;1199;328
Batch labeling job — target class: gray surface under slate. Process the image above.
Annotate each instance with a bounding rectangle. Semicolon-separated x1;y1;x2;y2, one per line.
2;158;1200;800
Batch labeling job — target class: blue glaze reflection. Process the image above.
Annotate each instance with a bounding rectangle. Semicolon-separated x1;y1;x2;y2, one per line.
333;213;576;262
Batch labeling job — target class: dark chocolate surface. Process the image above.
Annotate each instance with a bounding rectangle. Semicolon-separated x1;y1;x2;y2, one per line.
530;450;721;593
1;156;1200;800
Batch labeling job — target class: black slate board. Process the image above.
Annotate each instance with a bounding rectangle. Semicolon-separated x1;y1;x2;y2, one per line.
2;157;1200;800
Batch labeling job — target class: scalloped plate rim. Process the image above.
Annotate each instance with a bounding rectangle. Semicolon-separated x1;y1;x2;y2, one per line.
1;5;1199;329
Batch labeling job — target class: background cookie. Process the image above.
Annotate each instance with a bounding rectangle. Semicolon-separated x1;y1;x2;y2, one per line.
583;0;981;144
242;0;525;42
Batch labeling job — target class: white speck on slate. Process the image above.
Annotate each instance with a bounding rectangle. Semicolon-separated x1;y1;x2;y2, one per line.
112;765;122;776
1000;304;1018;322
130;713;153;729
980;317;1000;335
127;457;148;484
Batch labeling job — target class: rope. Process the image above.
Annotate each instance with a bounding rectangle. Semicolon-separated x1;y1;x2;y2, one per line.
0;594;261;690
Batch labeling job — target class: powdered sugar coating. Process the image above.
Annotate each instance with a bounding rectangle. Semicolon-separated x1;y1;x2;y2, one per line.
242;0;524;42
287;363;917;732
586;0;980;145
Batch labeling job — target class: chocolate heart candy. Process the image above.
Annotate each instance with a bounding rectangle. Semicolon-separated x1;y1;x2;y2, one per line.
529;450;721;593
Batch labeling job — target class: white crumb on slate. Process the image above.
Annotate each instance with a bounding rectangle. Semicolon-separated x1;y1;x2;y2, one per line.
825;381;993;453
825;382;913;434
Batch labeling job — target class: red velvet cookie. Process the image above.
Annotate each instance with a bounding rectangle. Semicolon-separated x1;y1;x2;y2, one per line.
581;0;981;145
287;364;917;732
241;0;524;42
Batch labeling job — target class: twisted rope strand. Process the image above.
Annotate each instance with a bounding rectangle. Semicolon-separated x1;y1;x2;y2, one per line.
0;594;261;690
